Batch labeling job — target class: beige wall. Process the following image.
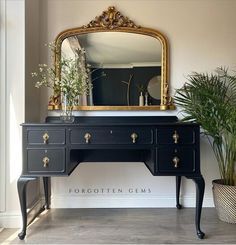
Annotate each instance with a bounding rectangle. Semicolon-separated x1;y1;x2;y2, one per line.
39;0;236;108
0;0;6;213
40;0;236;116
37;0;236;208
25;0;40;122
1;0;236;227
0;0;41;228
0;0;25;227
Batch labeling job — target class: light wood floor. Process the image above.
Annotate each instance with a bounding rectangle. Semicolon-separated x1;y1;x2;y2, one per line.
0;208;236;244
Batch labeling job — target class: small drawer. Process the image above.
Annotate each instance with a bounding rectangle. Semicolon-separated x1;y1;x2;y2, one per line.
27;129;65;145
27;148;65;173
156;147;196;173
70;127;153;145
156;127;195;145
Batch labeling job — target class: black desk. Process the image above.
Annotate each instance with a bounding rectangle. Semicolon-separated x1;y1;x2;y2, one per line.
18;116;205;239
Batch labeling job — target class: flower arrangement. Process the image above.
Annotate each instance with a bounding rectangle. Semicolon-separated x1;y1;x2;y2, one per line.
60;48;91;107
31;43;91;110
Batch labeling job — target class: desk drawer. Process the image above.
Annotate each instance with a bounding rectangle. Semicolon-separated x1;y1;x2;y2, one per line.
70;128;153;145
156;127;195;145
156;147;195;173
27;148;65;173
27;129;65;145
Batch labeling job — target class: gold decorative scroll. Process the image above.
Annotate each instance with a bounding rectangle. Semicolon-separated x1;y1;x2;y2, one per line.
83;6;140;29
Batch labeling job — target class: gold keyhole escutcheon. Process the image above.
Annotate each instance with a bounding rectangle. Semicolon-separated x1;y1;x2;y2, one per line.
43;133;49;144
43;156;50;168
131;133;138;143
172;131;179;144
172;156;180;168
84;133;91;144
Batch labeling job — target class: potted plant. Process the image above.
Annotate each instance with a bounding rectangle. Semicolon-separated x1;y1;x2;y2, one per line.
174;67;236;223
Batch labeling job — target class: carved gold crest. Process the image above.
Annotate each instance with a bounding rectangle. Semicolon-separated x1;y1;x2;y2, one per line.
83;6;140;29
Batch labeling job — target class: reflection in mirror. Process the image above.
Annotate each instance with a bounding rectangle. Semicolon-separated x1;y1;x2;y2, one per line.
147;75;161;101
54;6;174;110
61;32;162;106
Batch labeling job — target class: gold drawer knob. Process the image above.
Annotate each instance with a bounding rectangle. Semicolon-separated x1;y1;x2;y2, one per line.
172;130;179;144
84;133;91;144
43;133;49;144
43;157;50;168
131;133;138;143
172;156;180;168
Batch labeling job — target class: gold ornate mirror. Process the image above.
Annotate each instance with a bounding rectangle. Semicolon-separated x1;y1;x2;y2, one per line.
53;6;175;110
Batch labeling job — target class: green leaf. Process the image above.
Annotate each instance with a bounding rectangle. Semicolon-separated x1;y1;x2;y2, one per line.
175;67;236;185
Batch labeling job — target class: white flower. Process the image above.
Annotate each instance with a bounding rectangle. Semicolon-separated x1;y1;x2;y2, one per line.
31;44;94;106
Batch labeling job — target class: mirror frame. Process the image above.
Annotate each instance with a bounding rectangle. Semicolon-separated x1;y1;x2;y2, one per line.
53;6;175;110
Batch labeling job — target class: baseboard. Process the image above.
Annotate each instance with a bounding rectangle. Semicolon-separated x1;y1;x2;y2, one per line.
51;195;214;208
0;198;44;228
0;195;214;228
0;212;21;228
27;198;45;226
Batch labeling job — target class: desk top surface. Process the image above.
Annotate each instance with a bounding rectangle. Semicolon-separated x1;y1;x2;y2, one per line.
21;116;198;127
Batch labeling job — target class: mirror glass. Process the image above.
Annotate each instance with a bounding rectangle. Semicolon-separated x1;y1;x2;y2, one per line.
61;32;162;106
53;6;175;110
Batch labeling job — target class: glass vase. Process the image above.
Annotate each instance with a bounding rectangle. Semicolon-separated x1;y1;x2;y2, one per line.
60;93;75;123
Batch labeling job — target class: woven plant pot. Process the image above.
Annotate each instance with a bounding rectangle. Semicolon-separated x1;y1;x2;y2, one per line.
212;179;236;223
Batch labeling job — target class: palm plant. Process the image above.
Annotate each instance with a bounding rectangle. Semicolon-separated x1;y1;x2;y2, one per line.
174;67;236;186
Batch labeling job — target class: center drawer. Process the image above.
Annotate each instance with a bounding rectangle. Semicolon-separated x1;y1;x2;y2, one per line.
69;127;153;145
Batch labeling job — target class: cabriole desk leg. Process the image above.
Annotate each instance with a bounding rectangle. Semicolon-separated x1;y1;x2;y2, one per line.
17;176;37;240
176;176;182;209
187;175;205;239
43;177;50;209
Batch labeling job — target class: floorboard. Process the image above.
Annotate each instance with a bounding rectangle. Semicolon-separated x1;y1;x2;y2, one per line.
0;208;235;244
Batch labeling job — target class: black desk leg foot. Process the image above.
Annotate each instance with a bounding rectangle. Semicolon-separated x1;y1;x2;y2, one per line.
18;231;26;240
43;177;50;209
17;176;37;240
176;176;182;209
188;175;205;239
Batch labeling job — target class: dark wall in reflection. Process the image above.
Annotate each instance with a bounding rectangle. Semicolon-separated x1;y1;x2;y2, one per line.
91;66;161;106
